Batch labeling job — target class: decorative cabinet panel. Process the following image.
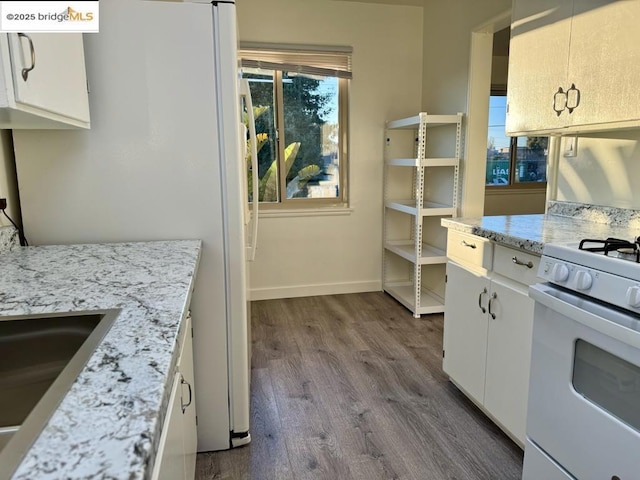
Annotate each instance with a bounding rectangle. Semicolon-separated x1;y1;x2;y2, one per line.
507;0;640;135
0;33;90;129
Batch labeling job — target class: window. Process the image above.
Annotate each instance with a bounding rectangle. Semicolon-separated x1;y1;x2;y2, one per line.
486;95;548;187
239;44;350;207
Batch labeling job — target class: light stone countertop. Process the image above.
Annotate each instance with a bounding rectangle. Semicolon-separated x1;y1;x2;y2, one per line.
0;226;19;253
0;240;201;479
442;214;640;255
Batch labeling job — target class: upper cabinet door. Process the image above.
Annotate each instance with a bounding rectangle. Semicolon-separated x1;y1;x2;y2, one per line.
506;0;573;135
567;0;640;129
7;33;90;127
507;0;640;135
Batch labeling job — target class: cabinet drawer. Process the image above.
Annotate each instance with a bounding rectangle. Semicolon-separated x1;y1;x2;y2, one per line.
493;245;541;286
447;231;493;270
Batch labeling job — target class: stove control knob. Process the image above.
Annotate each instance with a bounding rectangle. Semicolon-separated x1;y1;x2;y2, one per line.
626;286;640;308
551;263;569;282
575;270;593;290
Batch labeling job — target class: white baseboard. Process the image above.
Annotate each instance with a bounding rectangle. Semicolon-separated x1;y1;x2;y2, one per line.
250;280;381;301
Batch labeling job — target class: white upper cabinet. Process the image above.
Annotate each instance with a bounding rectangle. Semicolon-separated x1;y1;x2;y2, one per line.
0;33;90;129
567;0;640;129
506;0;572;135
507;0;640;135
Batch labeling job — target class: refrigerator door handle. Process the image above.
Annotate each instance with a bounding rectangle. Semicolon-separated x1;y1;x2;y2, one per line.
239;122;250;226
240;78;259;261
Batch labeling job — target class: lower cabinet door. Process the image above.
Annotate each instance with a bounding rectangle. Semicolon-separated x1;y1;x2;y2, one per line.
443;261;490;403
179;315;197;480
483;278;534;445
151;372;185;480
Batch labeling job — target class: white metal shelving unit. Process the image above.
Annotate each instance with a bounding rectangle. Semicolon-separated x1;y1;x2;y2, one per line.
383;112;463;317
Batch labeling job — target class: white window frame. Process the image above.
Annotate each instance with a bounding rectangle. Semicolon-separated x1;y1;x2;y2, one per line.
240;44;351;209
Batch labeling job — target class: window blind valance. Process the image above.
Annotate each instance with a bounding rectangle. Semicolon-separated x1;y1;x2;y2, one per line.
238;43;353;79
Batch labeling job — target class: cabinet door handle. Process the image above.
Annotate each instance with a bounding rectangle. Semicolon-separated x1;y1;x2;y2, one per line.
512;256;534;269
180;375;193;413
488;292;497;319
553;86;567;116
566;83;581;113
478;287;487;313
461;240;477;249
17;33;35;81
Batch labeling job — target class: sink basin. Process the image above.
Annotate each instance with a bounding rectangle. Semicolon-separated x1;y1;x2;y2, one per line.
0;310;118;479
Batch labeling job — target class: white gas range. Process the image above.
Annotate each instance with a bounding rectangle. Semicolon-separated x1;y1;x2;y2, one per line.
524;238;640;479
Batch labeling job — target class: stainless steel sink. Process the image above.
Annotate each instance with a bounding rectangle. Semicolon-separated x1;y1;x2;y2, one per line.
0;310;119;479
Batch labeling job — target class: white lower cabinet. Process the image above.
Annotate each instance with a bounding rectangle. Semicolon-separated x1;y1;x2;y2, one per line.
152;314;197;480
443;242;537;447
442;263;490;403
483;277;534;444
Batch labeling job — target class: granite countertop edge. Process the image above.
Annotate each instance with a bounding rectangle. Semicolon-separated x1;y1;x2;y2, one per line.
442;212;640;256
441;216;546;254
0;240;202;480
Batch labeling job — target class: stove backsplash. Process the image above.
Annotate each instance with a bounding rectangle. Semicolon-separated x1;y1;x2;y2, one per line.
554;133;640;211
547;201;640;229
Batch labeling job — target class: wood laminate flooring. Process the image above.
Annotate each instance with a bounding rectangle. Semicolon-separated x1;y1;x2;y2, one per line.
195;292;523;480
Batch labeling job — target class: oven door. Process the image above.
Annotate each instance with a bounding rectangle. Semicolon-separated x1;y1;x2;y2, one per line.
525;283;640;480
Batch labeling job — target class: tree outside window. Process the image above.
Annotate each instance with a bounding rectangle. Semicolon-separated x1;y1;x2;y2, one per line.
242;67;346;206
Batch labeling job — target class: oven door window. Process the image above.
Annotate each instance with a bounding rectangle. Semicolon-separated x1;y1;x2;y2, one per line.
573;339;640;433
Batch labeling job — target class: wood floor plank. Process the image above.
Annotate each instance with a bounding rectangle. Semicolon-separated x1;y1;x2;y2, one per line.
269;356;354;480
196;292;523;480
251;300;302;369
300;348;411;480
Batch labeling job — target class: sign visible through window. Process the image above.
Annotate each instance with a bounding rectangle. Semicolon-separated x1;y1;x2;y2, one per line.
486;95;548;187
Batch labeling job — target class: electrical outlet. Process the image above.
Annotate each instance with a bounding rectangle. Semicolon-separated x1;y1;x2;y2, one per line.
564;136;578;157
0;198;6;210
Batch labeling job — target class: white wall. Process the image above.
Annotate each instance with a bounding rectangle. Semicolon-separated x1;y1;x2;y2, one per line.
0;130;20;226
421;0;510;218
421;0;510;114
555;131;640;209
237;0;423;300
484;188;546;215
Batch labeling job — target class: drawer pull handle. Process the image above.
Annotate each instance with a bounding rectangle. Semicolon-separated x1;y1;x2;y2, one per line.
461;240;476;249
488;292;497;319
478;287;487;313
512;256;534;269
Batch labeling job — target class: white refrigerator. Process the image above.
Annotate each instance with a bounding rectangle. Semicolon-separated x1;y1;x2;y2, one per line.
11;0;257;452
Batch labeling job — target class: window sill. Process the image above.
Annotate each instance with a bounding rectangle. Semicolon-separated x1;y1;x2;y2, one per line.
485;186;547;195
257;206;353;218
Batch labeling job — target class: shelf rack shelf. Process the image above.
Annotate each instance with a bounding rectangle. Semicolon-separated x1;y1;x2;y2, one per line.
385;200;456;217
384;240;447;265
382;112;463;317
384;282;446;315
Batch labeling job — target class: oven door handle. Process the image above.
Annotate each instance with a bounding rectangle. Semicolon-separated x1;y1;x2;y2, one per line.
529;283;640;350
